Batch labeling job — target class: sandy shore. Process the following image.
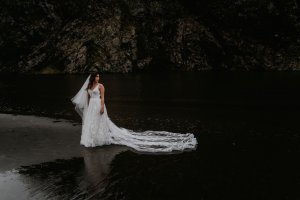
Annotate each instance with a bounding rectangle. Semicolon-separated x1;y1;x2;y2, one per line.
0;113;84;172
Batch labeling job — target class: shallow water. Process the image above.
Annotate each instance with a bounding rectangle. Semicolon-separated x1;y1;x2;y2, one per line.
0;72;300;199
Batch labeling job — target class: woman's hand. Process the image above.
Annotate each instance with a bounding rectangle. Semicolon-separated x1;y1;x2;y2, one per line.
100;107;104;115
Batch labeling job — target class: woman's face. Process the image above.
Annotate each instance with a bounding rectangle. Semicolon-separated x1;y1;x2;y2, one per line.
95;74;100;82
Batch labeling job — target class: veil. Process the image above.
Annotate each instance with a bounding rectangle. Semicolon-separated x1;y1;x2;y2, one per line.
71;74;91;122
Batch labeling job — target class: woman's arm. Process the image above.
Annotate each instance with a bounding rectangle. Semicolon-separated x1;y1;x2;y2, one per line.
100;84;105;113
87;90;90;106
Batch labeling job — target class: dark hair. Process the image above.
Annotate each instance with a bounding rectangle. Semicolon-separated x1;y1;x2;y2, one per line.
86;71;100;90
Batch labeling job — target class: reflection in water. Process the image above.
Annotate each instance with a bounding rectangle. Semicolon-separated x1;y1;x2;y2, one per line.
0;144;198;200
81;145;129;188
0;145;128;200
0;170;45;200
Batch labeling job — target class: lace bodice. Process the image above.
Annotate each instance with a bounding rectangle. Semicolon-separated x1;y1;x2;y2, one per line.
88;83;101;98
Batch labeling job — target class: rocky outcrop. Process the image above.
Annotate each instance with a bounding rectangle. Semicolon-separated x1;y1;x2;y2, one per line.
0;0;299;73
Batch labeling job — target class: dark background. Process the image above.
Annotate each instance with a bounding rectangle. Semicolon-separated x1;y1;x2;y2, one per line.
0;0;299;73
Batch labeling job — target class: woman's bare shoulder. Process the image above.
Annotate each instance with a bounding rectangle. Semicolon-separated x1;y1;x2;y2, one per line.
99;83;105;90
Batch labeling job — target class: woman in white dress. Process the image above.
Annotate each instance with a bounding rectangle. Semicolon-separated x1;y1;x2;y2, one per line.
71;71;198;153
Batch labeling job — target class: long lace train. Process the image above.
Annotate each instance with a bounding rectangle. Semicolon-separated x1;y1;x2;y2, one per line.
102;105;198;153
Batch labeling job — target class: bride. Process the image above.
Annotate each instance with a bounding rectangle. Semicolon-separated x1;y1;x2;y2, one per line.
71;71;198;153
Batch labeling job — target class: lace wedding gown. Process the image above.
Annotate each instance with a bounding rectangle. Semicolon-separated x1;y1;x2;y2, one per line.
73;82;198;153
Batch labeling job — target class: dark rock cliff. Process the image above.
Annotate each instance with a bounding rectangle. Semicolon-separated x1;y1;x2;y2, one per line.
0;0;299;73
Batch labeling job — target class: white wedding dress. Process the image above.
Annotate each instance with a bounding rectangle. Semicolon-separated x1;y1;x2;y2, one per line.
71;76;198;153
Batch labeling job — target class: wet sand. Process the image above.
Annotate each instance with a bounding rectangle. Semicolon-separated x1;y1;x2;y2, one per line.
0;113;84;172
